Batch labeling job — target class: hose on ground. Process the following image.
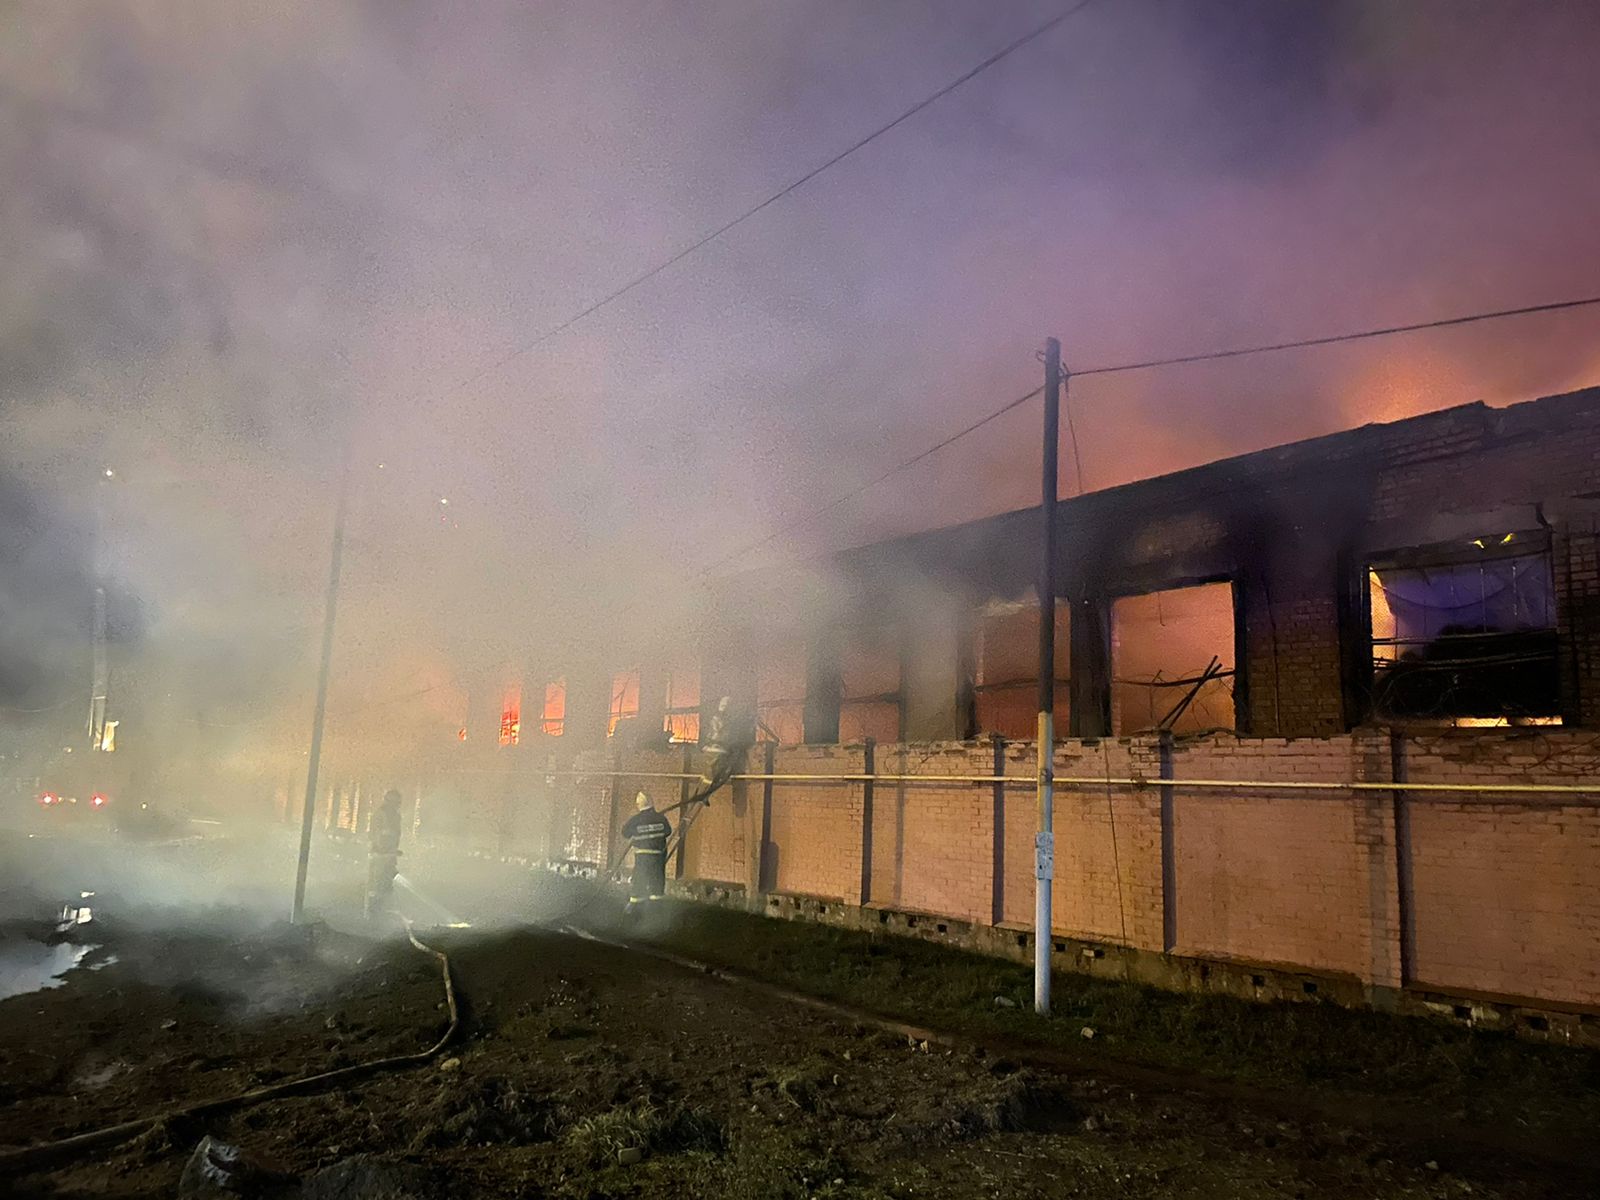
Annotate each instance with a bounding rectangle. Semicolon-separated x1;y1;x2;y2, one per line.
0;920;459;1177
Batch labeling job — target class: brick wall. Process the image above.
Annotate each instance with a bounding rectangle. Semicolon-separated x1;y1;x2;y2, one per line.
766;745;868;902
678;774;751;886
562;730;1600;1012
1239;591;1345;737
562;748;620;865
1169;736;1392;980
873;743;994;923
1560;529;1600;726
1402;732;1600;1006
1000;740;1165;950
1232;396;1600;737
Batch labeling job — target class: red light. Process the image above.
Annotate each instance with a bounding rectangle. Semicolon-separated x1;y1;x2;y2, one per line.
90;793;107;808
38;792;58;806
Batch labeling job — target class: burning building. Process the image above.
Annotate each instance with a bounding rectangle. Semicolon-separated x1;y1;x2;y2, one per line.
666;384;1600;746
424;385;1600;1035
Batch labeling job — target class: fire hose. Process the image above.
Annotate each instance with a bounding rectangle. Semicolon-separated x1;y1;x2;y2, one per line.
0;921;459;1177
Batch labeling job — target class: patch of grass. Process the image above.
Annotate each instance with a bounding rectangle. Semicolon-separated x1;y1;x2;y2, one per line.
765;1064;825;1112
640;903;1600;1138
565;1100;661;1165
563;1099;726;1167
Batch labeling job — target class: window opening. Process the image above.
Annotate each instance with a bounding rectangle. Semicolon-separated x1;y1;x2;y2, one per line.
973;598;1069;739
1368;534;1558;723
664;660;701;743
756;642;807;745
541;679;567;737
1111;581;1236;735
840;626;901;744
498;688;521;746
607;669;641;736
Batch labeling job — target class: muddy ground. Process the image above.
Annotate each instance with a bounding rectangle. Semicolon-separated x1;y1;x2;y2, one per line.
0;920;1589;1197
1;834;1596;1198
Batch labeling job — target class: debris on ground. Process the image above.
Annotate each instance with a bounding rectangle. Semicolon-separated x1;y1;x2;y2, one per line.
178;1136;294;1200
2;870;1596;1199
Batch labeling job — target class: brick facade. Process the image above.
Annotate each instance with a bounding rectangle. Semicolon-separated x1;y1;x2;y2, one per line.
448;728;1600;1014
430;389;1600;1025
814;387;1600;742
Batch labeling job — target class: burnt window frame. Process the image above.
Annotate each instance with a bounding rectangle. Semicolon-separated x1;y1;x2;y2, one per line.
1106;574;1242;736
836;622;905;746
662;659;702;744
606;668;642;738
540;678;567;738
755;640;809;746
1356;529;1561;726
971;597;1070;740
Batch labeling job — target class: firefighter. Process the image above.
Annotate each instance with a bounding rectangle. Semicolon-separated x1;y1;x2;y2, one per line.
621;790;671;910
700;695;732;784
364;789;404;919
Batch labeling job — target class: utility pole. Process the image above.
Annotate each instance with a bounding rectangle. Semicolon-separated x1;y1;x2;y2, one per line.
1035;337;1061;1016
291;455;351;924
88;468;114;751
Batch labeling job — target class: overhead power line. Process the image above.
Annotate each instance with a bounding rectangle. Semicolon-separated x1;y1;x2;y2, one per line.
449;0;1100;397
701;381;1046;575
1073;294;1600;377
0;695;79;715
704;292;1600;573
4;7;1101;444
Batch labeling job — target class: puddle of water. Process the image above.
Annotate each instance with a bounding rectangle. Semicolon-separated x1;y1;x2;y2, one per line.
0;937;101;1001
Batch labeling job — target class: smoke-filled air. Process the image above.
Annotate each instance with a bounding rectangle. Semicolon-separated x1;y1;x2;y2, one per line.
5;3;1600;1196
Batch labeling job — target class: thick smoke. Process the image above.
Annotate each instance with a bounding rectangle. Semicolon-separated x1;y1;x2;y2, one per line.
0;476;95;709
1;0;1597;802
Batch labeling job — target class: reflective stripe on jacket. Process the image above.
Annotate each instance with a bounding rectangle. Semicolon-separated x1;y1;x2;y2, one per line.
621;809;671;855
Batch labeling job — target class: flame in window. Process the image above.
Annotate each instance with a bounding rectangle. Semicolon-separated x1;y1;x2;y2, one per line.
542;679;566;737
499;688;521;746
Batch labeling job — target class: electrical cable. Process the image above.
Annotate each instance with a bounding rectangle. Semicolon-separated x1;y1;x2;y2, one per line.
448;0;1100;397
0;921;458;1177
702;293;1600;574
701;381;1046;574
0;696;79;715
1100;740;1131;978
1063;371;1086;496
4;5;1101;443
1070;295;1600;378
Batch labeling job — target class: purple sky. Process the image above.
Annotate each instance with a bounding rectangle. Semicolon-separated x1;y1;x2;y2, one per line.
3;1;1599;752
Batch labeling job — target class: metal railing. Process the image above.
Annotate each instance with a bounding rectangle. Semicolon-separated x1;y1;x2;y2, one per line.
542;768;1600;798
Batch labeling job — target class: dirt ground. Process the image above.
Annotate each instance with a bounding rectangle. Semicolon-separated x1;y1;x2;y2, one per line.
0;918;1589;1197
1;834;1596;1198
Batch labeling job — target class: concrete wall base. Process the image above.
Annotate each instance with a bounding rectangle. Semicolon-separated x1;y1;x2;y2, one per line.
670;878;1600;1050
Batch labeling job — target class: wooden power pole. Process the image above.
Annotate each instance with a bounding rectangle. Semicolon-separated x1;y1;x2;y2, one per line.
1035;337;1061;1015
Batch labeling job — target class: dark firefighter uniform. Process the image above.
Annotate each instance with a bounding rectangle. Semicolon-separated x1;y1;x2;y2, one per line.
621;793;672;905
365;790;404;918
